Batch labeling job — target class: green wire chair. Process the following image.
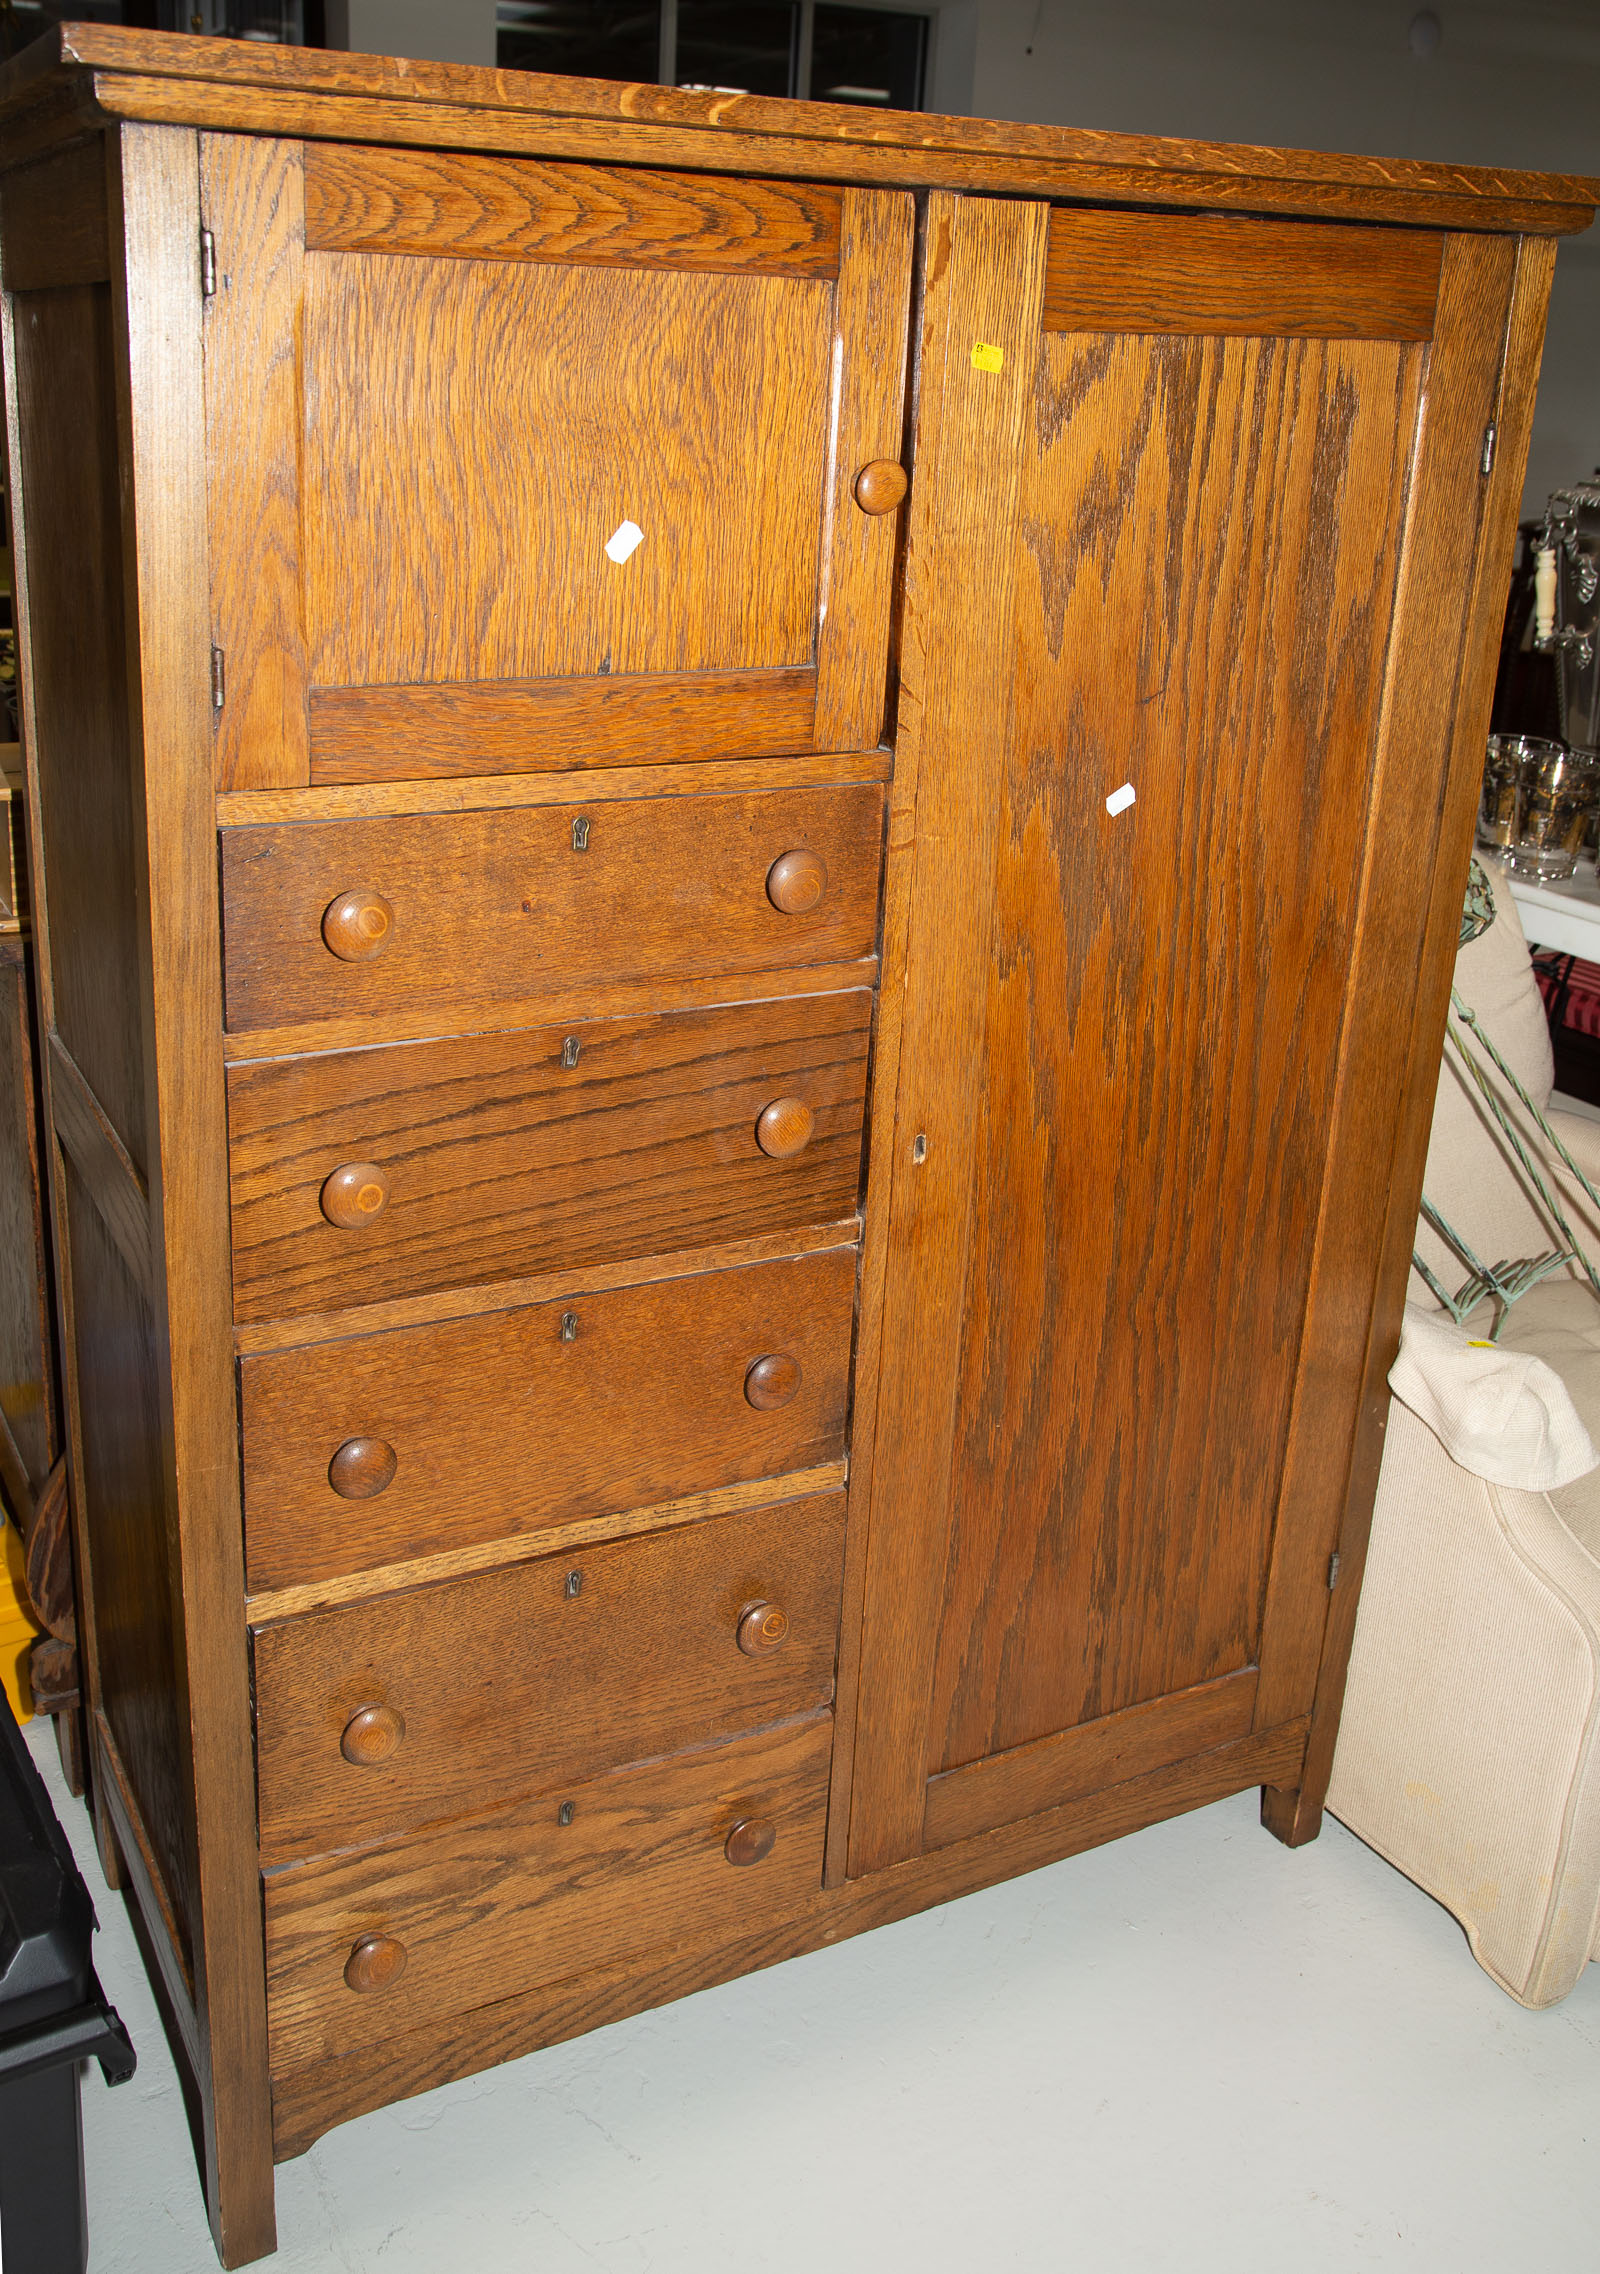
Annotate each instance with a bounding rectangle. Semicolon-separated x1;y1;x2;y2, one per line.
1413;858;1600;1341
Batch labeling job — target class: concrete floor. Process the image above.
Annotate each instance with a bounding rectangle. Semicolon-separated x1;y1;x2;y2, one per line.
36;1720;1600;2274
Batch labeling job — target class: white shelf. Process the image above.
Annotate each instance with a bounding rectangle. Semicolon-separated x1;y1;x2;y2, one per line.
1503;856;1600;962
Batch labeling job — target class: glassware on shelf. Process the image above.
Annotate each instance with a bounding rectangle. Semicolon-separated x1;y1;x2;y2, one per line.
1479;733;1600;881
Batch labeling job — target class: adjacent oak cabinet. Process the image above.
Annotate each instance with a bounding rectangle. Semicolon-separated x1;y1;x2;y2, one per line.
1;25;1592;2265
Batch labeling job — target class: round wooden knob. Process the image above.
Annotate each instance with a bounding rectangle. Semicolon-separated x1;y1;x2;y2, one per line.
322;890;394;962
744;1354;801;1411
736;1601;790;1657
340;1703;405;1766
321;1163;389;1229
766;849;828;916
755;1099;814;1159
724;1817;778;1867
855;459;908;515
344;1933;407;1993
328;1437;398;1499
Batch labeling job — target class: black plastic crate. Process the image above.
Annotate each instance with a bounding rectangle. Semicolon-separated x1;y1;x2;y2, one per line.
0;1686;133;2273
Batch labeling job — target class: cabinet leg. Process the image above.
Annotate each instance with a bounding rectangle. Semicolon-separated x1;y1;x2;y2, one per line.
52;1704;87;1799
1261;1782;1324;1847
207;2133;279;2271
91;1803;127;1892
0;2065;88;2274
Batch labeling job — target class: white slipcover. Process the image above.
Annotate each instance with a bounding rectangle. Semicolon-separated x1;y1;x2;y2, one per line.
1327;859;1600;2005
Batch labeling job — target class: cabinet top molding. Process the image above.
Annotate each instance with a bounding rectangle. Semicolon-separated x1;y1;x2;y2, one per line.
0;22;1594;235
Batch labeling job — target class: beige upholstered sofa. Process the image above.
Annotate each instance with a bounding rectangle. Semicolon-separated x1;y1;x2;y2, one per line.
1327;857;1600;2007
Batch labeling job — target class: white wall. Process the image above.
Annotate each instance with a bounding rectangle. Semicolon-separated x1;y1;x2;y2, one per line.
324;0;494;67
966;0;1600;515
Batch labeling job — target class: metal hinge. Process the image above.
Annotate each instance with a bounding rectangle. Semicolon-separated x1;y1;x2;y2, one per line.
1328;1551;1343;1591
200;228;216;300
210;647;225;710
1481;422;1498;478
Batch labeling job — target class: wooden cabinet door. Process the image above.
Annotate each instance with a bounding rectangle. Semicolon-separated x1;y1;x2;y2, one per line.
200;140;913;790
847;193;1539;1874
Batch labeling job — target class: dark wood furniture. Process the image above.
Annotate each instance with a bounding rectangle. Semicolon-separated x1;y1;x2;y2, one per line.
0;735;78;1781
1;26;1591;2265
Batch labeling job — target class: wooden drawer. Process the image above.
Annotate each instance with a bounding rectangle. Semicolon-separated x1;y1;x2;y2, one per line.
227;991;871;1323
220;785;886;1036
253;1489;845;1866
240;1248;857;1593
264;1711;831;2072
263;1710;831;2073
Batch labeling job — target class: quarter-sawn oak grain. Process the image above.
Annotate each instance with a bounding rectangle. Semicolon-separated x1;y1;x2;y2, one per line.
263;1712;833;2071
238;1248;856;1590
2;29;1586;2253
1258;231;1557;1842
219;784;885;1034
303;141;844;278
226;991;872;1321
201;135;308;794
845;192;1053;1879
13;27;1596;234
253;1489;846;1864
1041;208;1442;339
925;325;1422;1779
300;252;829;694
110;121;277;2266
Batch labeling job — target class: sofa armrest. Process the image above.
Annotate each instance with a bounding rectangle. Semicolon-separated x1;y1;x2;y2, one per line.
1545;1109;1600;1249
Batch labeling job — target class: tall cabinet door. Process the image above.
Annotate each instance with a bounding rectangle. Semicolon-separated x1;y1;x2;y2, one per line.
848;192;1535;1875
200;139;913;790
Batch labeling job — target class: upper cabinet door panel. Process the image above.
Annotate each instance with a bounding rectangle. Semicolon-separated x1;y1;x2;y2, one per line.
200;138;914;792
300;252;831;691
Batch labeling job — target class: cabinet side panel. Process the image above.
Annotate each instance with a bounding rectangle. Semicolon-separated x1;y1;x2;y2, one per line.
112;120;277;2264
61;1156;196;1963
10;282;149;1177
0;941;56;1492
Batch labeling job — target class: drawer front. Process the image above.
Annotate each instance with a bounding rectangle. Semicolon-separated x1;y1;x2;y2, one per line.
254;1489;845;1865
220;785;886;1035
264;1712;831;2071
228;992;871;1323
241;1248;857;1592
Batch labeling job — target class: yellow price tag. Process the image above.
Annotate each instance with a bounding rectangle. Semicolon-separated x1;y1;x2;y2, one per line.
970;340;1004;374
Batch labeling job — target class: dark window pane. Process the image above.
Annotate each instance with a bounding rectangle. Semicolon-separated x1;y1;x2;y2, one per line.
497;0;660;82
810;4;925;109
151;0;301;32
676;0;796;96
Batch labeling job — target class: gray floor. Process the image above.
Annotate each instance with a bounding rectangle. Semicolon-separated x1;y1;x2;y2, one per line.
38;1719;1600;2274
